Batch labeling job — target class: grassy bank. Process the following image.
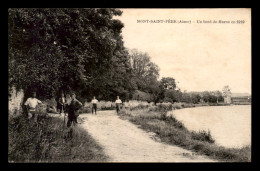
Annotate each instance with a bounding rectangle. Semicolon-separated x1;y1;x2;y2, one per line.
118;107;251;162
172;102;231;109
232;102;251;105
8;114;108;163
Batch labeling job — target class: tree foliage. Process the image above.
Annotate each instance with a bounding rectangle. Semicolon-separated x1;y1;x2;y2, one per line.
160;77;176;90
8;8;130;100
222;85;231;97
129;49;159;92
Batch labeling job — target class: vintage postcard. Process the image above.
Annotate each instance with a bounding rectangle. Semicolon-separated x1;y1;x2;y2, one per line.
8;8;251;163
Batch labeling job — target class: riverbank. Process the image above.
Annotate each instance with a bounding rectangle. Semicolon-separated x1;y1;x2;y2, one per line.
118;107;251;162
8;114;109;162
79;111;215;162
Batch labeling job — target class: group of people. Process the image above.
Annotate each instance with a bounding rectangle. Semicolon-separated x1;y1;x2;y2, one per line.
24;91;123;128
90;96;122;114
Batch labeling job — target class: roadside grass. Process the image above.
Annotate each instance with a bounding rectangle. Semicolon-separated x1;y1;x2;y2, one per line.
118;108;251;162
8;113;109;163
232;102;251;105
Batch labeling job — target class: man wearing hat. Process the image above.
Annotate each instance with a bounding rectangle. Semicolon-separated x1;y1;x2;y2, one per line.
67;92;83;127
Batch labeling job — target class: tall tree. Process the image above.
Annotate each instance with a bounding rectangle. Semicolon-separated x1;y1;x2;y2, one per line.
164;89;182;103
128;49;160;93
222;85;231;97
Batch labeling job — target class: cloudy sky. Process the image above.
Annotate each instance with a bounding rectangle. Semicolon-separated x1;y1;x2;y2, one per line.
114;8;251;94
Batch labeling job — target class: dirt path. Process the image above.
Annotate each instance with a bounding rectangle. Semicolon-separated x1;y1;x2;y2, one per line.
78;110;216;162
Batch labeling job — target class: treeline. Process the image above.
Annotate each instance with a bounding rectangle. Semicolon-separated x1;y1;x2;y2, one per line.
163;90;224;104
8;8;223;104
133;84;224;104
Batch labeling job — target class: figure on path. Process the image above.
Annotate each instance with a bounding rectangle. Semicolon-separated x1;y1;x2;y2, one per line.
67;92;82;127
57;92;66;115
91;96;98;115
24;91;42;122
115;96;122;114
64;94;72;113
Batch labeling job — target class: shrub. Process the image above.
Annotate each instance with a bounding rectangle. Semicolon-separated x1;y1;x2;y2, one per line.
163;97;173;103
148;106;158;112
193;143;204;152
191;130;215;144
132;90;153;102
194;103;209;107
78;107;91;114
156;102;173;112
183;103;195;108
172;103;183;109
160;111;167;121
126;100;150;111
165;116;185;130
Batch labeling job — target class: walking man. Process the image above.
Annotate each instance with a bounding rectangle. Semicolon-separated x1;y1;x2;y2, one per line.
24;91;42;122
67;92;82;127
115;96;122;114
91;96;98;115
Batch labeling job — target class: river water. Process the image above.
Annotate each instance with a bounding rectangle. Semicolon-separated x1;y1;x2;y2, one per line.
167;105;251;148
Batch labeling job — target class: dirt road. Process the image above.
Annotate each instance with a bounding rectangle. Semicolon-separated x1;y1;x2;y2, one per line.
79;110;216;162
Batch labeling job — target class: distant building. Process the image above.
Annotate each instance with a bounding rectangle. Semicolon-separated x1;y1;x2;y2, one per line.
231;93;251;104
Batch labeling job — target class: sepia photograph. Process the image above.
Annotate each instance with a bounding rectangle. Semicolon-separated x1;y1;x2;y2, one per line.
8;8;251;163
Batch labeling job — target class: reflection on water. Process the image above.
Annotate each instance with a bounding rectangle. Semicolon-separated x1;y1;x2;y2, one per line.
167;105;251;148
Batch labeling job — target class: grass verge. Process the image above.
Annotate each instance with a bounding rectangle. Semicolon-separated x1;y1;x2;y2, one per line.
118;108;251;162
8;114;109;163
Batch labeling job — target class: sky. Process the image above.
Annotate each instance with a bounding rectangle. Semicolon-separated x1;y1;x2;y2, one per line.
114;8;251;94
